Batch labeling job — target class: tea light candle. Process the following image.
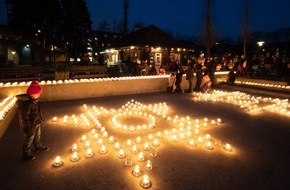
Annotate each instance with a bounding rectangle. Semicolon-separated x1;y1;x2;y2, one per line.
118;148;125;158
156;131;162;138
205;134;212;141
138;152;145;161
152;139;160;147
70;151;80;162
136;136;142;144
84;140;90;148
132;165;141;176
126;139;133;147
140;175;151;188
145;160;152;170
172;134;178;142
52;116;57;122
72;143;78;151
143;142;150;150
147;134;153;141
53;156;63;167
85;148;94;157
108;136;114;144
188;139;196;147
114;142;121;150
98;138;103;145
206;141;213;150
225;143;232;152
132;145;138;153
80;135;87;142
100;144;107;154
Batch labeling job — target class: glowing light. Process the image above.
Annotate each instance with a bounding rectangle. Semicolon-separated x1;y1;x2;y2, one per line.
72;143;78;151
100;145;107;154
70;151;80;162
225;143;232;152
85;148;94;157
138;152;145;161
145;160;153;170
53;156;63;167
132;165;141;176
118;148;125;158
140;175;151;188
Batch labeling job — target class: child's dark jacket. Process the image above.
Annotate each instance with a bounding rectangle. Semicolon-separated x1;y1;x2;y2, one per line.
16;94;43;130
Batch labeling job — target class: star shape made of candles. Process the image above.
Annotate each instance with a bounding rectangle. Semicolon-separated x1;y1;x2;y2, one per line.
51;99;233;188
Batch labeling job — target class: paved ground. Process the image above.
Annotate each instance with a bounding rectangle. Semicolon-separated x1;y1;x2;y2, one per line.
0;91;290;190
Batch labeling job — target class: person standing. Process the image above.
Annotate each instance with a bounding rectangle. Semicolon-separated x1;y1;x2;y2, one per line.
186;58;195;93
16;81;49;161
195;61;203;91
174;66;185;93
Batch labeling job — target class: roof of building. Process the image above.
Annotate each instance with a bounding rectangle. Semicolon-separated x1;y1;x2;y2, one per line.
119;25;180;48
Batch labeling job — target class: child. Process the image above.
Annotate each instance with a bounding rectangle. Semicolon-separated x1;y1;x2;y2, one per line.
202;72;212;93
16;81;49;161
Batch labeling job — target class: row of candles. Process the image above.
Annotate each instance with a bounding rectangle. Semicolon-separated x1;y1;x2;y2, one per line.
0;75;169;87
193;90;290;116
51;99;232;188
0;96;16;121
235;80;290;89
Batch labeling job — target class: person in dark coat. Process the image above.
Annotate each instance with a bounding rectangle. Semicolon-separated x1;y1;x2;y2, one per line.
185;58;195;93
195;62;204;91
174;66;185;93
16;81;49;161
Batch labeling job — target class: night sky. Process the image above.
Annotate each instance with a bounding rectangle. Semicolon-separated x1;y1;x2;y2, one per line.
1;0;290;40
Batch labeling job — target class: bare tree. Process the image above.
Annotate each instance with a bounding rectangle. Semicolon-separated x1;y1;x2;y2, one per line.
243;0;250;57
123;0;129;34
202;0;216;58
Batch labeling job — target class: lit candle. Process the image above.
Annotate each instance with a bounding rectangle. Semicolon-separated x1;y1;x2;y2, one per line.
85;148;94;157
53;156;63;167
152;139;160;147
206;141;213;150
140;175;151;188
143;142;150;150
118;148;125;158
188;139;196;147
172;134;178;142
132;165;141;176
100;145;107;154
114;142;120;150
52;116;57;122
136;136;142;144
205;134;212;141
164;130;169;136
180;133;186;140
138;152;145;161
132;145;138;153
156;131;162;138
145;160;152;170
72;143;78;151
197;136;203;143
103;131;108;138
80;135;87;142
147;134;153;141
98;138;103;145
70;151;80;162
126;139;133;147
84;140;90;149
225;143;232;152
108;136;114;143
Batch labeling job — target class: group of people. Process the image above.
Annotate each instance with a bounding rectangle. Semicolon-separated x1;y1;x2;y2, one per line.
167;54;214;94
